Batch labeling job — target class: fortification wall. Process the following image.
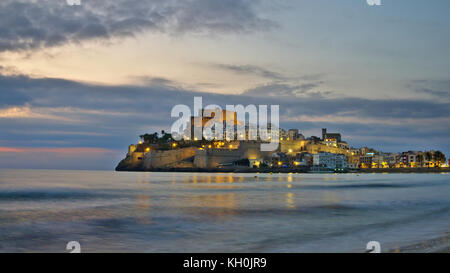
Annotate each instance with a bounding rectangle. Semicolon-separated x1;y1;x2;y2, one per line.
280;140;352;157
305;143;359;163
306;144;343;154
280;140;308;153
238;142;266;159
131;152;144;162
194;142;274;168
194;149;242;168
143;147;196;169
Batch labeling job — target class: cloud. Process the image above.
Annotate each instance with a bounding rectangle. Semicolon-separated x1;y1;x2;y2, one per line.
1;72;449;122
0;0;277;53
0;146;115;155
129;76;183;88
408;79;450;101
282;114;450;127
0;70;449;169
0;105;76;121
207;63;330;98
242;82;328;97
213;64;286;81
0;146;119;170
211;63;327;85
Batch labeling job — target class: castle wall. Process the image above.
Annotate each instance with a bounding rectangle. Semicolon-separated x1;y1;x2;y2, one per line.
280;140;360;164
194;142;273;168
194;149;242;168
305;143;360;164
131;152;144;163
238;142;273;160
128;144;137;155
280;140;308;153
142;147;196;169
307;143;343;154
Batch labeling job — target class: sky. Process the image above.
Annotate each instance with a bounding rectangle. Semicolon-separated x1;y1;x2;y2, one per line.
0;0;449;170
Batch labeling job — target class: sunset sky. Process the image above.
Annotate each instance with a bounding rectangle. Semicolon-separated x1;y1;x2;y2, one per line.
0;0;449;170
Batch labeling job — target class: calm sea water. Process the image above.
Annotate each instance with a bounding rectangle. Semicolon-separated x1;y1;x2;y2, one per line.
0;169;449;253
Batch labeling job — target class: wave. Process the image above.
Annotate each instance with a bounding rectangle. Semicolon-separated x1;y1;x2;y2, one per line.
0;190;118;201
296;181;446;190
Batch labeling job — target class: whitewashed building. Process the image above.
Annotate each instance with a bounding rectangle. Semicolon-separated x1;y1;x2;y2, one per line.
313;152;348;169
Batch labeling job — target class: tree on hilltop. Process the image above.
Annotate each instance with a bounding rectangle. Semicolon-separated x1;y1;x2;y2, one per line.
434;151;446;165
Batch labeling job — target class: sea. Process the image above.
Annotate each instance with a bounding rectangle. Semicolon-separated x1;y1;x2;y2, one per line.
0;169;449;253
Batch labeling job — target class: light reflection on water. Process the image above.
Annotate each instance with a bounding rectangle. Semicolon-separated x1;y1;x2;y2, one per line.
0;169;449;252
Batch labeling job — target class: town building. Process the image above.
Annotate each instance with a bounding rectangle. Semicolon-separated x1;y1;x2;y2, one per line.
119;123;447;171
287;129;305;140
313;152;348;169
359;155;373;168
322;128;342;142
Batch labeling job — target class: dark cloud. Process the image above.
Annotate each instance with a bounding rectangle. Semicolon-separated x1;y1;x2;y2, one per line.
1;72;449;120
242;82;326;97
130;76;181;88
212;64;327;85
0;0;277;53
0;71;449;170
214;64;286;81
408;79;450;100
209;63;330;98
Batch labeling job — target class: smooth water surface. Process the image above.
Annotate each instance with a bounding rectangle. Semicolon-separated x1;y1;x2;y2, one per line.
0;169;449;252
